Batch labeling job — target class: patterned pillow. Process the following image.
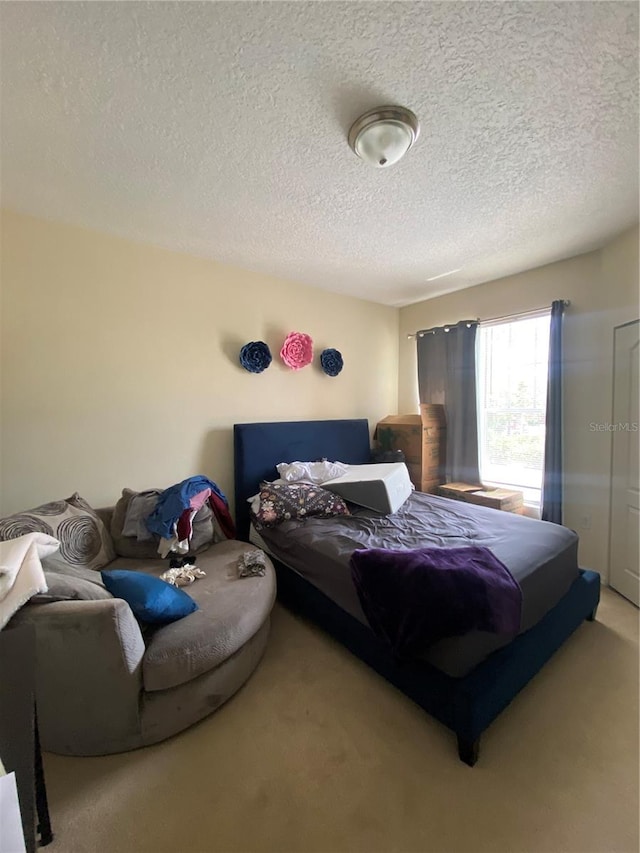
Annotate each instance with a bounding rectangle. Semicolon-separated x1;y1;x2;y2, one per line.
0;493;116;572
252;481;350;529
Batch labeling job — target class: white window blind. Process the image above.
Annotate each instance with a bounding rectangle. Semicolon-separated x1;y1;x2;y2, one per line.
477;312;550;506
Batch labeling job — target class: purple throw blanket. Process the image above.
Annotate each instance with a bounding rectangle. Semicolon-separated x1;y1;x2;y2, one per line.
350;546;522;660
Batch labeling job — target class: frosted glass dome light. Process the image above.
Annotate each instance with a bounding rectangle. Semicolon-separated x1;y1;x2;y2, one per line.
348;106;420;168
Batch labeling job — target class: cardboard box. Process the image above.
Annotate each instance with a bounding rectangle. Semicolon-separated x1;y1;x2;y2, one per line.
420;477;444;494
375;415;422;465
439;482;524;513
470;488;524;513
406;463;423;490
439;482;479;496
375;406;446;491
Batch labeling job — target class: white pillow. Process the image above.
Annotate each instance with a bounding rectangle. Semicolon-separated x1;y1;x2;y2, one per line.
247;493;261;515
276;460;349;484
322;463;413;515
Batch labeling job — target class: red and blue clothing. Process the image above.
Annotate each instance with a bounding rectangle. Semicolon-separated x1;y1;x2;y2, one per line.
146;476;235;541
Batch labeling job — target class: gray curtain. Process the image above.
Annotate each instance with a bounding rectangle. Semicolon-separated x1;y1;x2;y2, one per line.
417;320;481;485
541;300;565;524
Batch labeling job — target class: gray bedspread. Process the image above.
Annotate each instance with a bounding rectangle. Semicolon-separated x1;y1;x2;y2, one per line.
256;491;579;677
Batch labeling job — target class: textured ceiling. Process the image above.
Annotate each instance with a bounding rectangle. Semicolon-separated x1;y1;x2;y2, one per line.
1;1;638;306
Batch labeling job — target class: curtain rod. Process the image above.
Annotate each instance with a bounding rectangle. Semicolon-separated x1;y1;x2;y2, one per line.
406;300;570;340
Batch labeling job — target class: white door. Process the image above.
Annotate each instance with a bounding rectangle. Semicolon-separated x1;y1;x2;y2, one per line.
609;320;640;606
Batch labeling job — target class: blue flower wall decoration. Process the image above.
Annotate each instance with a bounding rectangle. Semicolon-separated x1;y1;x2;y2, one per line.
320;348;344;377
239;341;272;374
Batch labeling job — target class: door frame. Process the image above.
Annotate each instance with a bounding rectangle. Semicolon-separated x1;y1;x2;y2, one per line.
607;318;639;594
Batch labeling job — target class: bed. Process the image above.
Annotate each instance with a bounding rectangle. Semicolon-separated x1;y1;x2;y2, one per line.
233;418;600;765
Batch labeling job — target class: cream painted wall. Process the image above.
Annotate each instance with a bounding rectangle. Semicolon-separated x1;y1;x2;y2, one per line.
399;226;640;581
0;210;399;516
2;208;637;582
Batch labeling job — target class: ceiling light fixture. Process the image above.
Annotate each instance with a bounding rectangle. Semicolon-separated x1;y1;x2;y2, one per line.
348;105;420;168
426;268;461;282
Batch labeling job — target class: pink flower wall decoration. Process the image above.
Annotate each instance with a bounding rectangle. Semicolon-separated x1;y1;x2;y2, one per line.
280;331;314;370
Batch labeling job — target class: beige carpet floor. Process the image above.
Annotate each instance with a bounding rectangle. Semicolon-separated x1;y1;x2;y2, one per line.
43;587;638;853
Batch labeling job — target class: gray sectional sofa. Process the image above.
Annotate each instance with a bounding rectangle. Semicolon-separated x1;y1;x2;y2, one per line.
7;503;276;756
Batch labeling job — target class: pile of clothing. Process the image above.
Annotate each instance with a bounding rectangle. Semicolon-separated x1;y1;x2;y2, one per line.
123;475;235;558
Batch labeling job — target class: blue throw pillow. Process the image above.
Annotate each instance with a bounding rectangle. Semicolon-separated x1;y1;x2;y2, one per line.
101;569;198;624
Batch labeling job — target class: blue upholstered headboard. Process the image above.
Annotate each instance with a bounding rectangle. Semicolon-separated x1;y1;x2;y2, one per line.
233;419;371;541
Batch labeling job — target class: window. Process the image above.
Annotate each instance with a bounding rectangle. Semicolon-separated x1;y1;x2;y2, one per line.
477;312;550;508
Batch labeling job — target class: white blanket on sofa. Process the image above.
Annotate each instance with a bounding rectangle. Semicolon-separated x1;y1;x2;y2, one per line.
0;533;60;630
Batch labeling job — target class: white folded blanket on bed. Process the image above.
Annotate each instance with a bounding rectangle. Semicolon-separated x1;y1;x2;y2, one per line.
0;533;60;629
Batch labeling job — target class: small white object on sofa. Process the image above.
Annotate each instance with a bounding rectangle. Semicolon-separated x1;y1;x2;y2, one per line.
322;463;413;515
